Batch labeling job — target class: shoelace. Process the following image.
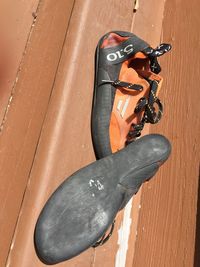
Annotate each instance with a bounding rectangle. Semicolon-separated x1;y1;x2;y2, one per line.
126;43;172;141
101;78;163;143
101;79;143;91
143;43;172;73
126;79;163;144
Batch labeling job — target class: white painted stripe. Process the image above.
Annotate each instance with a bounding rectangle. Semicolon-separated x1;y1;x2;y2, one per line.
117;99;123;111
120;97;130;118
115;199;133;267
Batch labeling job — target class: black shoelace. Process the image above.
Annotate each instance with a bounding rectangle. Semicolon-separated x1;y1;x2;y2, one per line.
126;79;163;144
143;43;172;74
126;43;171;142
101;77;163;144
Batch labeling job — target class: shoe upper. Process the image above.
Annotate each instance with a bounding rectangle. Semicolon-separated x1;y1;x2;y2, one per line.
91;31;171;159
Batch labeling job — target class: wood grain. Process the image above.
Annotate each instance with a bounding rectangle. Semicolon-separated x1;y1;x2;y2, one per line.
125;2;166;267
6;1;173;266
6;0;135;266
132;0;200;266
3;0;199;266
0;1;75;265
0;0;40;124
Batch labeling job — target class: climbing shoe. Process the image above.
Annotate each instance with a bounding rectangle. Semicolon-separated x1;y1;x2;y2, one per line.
91;31;171;159
34;134;171;264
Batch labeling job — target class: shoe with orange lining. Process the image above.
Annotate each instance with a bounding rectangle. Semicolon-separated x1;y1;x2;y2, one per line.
92;31;171;159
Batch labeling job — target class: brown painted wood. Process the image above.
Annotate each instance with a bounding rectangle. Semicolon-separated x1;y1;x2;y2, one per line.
93;1;167;266
194;169;200;267
6;0;138;266
6;1;173;266
132;0;200;266
0;1;75;266
125;2;167;267
0;0;40;125
4;0;199;266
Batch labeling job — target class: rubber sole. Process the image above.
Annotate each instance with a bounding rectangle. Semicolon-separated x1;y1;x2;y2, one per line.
34;134;171;264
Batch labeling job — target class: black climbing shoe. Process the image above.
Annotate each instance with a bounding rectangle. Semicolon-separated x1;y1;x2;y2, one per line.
91;31;171;159
34;134;171;264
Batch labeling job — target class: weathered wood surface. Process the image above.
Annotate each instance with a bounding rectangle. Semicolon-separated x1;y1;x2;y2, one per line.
6;1;136;266
0;0;40;124
6;0;170;264
133;0;200;266
0;1;75;265
0;0;199;266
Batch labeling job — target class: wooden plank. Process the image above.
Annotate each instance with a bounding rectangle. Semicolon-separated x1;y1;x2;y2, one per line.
0;0;40;125
6;0;137;266
0;1;75;266
8;0;194;266
132;0;200;266
194;170;200;267
6;1;172;266
111;2;167;267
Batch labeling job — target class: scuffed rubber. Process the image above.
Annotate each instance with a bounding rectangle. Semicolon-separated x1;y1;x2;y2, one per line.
34;134;171;264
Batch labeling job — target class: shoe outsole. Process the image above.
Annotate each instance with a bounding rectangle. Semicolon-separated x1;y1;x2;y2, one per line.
34;134;171;264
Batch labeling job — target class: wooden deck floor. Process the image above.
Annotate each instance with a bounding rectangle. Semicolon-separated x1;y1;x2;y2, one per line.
0;0;199;266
